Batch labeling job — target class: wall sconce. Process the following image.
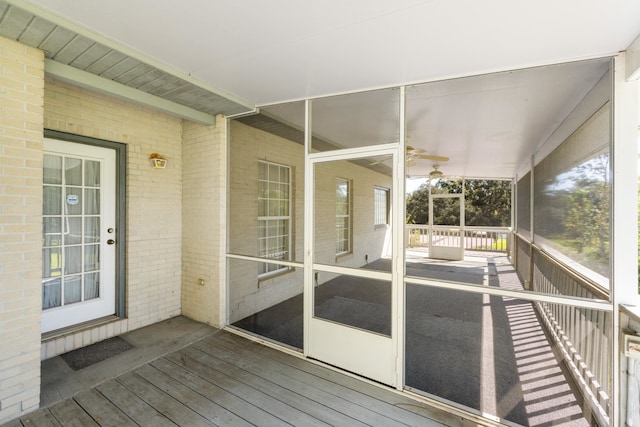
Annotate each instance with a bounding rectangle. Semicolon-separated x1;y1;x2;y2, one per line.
149;153;167;169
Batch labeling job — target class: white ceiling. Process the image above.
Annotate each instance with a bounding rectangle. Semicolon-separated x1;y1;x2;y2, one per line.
19;0;640;178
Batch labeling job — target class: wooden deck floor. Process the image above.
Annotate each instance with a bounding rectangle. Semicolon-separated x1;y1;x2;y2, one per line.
4;330;471;427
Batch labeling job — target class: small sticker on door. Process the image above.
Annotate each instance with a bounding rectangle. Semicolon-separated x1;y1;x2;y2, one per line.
66;194;79;205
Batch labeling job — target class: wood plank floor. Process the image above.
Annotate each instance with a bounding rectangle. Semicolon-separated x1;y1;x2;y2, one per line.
6;330;471;427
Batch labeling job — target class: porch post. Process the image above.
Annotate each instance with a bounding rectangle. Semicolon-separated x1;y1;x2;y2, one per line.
612;52;639;427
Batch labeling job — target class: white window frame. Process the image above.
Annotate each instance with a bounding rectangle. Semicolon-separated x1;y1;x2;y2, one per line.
258;161;292;278
336;177;352;256
374;186;390;227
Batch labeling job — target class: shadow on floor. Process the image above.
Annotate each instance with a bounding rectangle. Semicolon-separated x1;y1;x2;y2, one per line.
232;255;590;426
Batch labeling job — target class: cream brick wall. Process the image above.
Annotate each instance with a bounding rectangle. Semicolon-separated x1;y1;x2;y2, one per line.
227;121;392;322
228;121;306;322
0;35;44;424
181;119;227;326
43;78;183;335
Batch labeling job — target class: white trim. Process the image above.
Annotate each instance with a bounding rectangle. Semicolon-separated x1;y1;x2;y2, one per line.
612;53;640;427
405;276;612;311
394;86;407;390
303;99;313;357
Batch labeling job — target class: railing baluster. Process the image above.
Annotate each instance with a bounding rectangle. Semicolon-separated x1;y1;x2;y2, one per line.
525;240;610;424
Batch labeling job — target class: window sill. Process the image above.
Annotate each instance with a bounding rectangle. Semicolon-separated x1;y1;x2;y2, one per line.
258;267;294;286
335;252;353;262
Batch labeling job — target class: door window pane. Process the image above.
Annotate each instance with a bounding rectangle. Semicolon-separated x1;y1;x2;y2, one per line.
84;272;100;300
43;186;62;215
314;157;393;269
84;244;100;272
65;187;83;215
84;188;100;215
314;270;391;337
85;160;100;187
64;276;82;304
84;217;100;243
42;247;62;278
43;217;62;246
65;157;82;185
43;155;62;184
64;246;82;275
64;217;82;245
42;278;61;309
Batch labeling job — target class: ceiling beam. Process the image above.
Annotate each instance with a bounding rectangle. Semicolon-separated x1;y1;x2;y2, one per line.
45;59;216;126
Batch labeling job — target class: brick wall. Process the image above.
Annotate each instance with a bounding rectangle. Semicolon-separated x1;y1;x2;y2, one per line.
0;35;45;424
228;121;306;322
181;119;227;326
227;120;392;322
43;78;183;336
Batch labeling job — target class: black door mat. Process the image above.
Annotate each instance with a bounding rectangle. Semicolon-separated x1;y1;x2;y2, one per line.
60;336;134;370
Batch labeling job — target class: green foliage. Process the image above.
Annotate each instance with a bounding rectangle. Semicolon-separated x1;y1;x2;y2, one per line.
406;179;511;226
536;154;610;277
564;185;609;262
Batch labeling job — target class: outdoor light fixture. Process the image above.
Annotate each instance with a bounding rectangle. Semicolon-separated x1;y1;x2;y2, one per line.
149;153;167;168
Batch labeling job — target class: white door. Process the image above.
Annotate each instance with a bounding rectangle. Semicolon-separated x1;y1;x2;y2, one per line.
429;193;464;261
306;147;401;387
42;139;117;333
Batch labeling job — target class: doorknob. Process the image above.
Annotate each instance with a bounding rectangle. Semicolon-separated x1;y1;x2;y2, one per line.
107;239;115;245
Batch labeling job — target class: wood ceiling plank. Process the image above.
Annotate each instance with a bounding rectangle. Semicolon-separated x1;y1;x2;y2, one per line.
0;5;32;39
18;15;56;47
126;68;167;90
113;62;155;85
84;49;127;75
39;25;76;58
99;56;142;80
69;42;111;70
53;34;95;64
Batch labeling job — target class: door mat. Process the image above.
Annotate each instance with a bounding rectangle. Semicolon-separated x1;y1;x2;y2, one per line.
60;336;134;370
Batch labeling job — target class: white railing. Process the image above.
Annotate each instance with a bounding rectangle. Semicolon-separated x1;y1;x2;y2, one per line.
406;224;510;253
515;235;612;425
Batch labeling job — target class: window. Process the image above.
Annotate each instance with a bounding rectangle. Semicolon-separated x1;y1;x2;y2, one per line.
374;186;390;226
336;178;351;255
258;161;291;276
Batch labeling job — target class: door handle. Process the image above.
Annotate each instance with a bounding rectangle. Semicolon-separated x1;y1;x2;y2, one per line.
107;239;115;245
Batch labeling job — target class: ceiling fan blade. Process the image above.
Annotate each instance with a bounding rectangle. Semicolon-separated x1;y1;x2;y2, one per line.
406;145;425;154
414;154;450;162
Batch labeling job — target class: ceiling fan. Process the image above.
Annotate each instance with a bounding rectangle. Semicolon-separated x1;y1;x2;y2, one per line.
429;163;444;177
370;145;449;166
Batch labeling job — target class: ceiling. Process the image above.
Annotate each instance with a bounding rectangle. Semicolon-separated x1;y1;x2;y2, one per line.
2;0;640;178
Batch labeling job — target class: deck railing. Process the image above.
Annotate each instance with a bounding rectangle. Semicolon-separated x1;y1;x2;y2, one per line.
406;224;510;253
515;234;612;425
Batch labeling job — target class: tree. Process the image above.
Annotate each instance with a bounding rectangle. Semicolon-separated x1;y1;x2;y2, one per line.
538;153;610;275
406;179;511;226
